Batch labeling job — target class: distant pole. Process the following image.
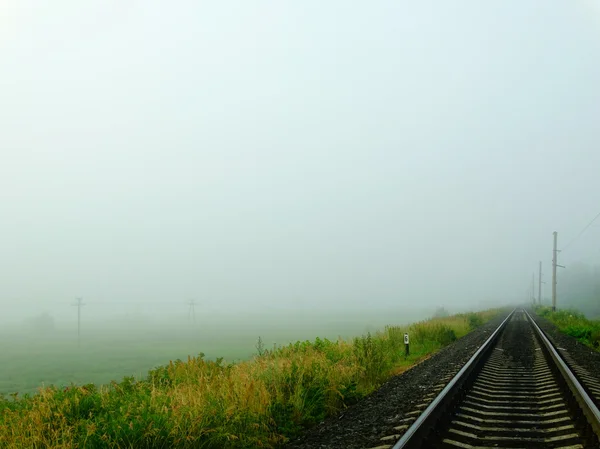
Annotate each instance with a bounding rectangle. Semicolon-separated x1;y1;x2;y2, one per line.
72;297;85;346
551;231;566;312
188;299;196;323
538;261;542;305
531;273;535;306
552;232;558;311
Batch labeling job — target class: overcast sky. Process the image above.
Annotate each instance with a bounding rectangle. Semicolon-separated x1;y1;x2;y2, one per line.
1;1;599;321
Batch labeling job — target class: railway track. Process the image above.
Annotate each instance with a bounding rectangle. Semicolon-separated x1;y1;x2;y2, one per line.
380;309;600;449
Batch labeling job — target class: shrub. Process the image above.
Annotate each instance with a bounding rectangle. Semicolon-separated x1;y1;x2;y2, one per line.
410;322;456;346
467;313;484;330
433;307;450;318
591;329;600;348
536;306;600;351
353;333;390;386
564;325;592;343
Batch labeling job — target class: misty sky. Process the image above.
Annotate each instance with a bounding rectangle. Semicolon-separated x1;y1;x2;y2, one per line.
2;1;599;322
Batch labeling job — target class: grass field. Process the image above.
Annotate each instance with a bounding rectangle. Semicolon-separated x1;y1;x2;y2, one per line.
0;332;254;398
0;308;431;397
0;308;502;448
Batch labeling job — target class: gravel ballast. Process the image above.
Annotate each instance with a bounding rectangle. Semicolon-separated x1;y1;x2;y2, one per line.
285;310;512;449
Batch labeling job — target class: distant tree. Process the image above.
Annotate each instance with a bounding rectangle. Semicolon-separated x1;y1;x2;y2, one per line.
433;306;450;318
558;263;600;318
26;312;56;334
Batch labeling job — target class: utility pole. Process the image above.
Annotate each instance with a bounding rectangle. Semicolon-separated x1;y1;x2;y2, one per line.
188;299;197;323
531;273;535;306
72;297;85;346
552;232;558;311
538;261;543;305
551;232;565;311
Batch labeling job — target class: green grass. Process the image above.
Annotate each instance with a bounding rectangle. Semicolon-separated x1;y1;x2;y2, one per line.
0;309;502;448
535;306;600;349
0;332;256;398
0;308;435;398
0;331;292;399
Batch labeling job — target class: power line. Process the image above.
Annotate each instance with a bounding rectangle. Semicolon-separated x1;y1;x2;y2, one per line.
561;210;600;252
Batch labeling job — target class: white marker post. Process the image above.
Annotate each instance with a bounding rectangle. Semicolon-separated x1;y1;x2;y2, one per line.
404;332;410;356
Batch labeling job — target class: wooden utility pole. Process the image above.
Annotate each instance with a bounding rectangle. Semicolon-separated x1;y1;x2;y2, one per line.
531;273;535;306
551;231;566;312
72;297;85;346
552;232;558;311
538;261;543;305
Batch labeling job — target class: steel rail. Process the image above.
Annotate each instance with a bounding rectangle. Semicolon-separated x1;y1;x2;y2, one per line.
392;308;600;449
391;308;516;449
524;308;600;438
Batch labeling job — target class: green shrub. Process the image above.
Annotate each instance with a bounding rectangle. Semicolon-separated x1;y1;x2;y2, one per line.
536;306;600;351
590;329;600;348
353;332;390;386
466;313;483;330
410;322;456;346
564;325;592;342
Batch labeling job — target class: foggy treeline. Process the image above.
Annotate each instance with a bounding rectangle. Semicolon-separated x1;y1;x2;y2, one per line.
558;263;600;318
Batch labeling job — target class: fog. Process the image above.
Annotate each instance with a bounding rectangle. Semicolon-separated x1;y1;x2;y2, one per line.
2;1;600;334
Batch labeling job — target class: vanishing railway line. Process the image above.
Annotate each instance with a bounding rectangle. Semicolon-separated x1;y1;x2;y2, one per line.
378;309;600;449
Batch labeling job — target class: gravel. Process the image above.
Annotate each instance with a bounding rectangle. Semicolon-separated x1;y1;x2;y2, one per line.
284;310;512;449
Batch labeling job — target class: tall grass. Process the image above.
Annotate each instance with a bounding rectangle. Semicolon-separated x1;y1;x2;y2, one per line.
0;309;501;448
535;306;600;349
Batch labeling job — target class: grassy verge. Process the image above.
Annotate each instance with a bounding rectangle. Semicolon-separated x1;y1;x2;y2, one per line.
535;306;600;349
0;309;501;448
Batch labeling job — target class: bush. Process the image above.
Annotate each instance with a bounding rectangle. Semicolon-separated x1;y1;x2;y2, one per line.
564;325;592;342
25;312;56;334
467;313;484;330
353;333;390;386
536;306;600;351
410;322;456;346
433;307;450;318
591;329;600;348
